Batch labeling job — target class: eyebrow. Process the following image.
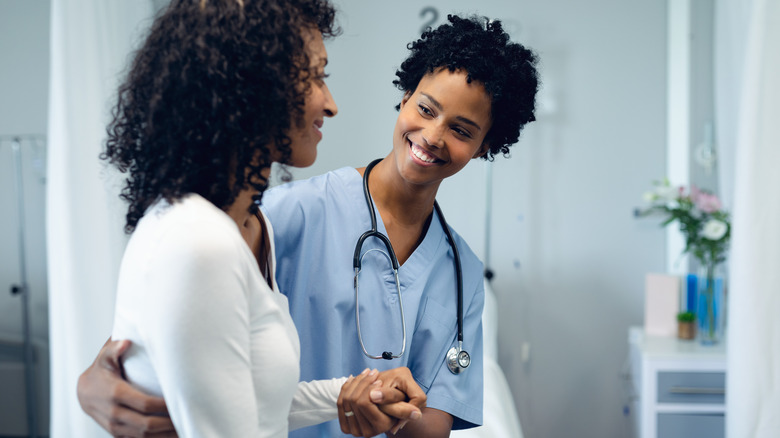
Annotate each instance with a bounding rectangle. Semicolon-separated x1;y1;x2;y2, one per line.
421;92;483;131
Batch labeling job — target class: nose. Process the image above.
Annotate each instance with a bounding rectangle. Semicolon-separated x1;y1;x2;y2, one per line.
323;83;338;117
422;121;446;148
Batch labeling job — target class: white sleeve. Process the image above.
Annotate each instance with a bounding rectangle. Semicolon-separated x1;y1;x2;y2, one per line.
288;377;348;431
134;222;268;437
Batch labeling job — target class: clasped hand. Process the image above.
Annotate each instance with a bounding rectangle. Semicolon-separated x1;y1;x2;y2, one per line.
337;367;426;437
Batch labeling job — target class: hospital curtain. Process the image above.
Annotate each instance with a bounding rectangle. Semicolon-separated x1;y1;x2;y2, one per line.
46;1;153;436
724;0;780;436
713;0;752;210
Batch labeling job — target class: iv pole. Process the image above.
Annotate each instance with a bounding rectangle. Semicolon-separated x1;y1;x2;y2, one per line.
483;161;494;281
8;136;39;438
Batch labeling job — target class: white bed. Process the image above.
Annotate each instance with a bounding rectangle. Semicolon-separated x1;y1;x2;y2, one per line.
450;280;524;438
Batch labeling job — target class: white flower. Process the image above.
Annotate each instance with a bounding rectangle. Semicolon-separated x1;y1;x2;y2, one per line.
701;219;728;240
642;191;657;202
654;185;678;202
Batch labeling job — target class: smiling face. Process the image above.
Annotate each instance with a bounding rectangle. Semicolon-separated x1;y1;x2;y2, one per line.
392;68;492;187
286;27;338;168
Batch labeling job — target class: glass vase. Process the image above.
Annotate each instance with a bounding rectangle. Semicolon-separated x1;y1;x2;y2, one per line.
696;263;725;345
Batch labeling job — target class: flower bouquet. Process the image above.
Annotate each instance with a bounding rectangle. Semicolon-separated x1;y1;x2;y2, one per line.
638;179;731;344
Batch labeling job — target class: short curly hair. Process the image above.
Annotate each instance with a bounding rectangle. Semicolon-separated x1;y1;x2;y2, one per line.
102;0;339;233
393;15;539;160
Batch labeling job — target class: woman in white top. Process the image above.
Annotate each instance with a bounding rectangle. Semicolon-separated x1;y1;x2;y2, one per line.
98;0;424;436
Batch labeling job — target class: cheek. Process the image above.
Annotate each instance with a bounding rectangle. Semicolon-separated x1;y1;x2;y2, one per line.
395;110;417;136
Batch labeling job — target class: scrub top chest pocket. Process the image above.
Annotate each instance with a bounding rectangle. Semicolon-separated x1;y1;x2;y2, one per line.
408;297;458;391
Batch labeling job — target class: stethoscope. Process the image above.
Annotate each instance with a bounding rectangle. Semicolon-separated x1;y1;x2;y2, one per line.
353;159;471;375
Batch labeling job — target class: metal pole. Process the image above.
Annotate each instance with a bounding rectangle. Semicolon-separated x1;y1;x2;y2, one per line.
11;137;38;438
483;161;494;281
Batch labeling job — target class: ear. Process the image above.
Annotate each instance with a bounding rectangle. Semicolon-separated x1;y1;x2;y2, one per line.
472;142;490;159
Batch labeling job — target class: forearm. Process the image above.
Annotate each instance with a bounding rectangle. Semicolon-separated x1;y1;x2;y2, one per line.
289;377;348;430
394;407;452;438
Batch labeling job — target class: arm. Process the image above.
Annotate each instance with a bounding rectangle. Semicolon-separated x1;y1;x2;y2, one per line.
288;377;348;430
77;338;175;437
393;408;452;438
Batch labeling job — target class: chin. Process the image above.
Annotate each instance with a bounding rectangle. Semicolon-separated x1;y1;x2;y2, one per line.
290;152;317;168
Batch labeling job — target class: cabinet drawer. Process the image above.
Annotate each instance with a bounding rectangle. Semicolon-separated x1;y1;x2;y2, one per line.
657;371;725;404
657;413;724;438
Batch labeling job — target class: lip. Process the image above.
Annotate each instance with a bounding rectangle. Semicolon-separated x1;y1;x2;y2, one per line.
407;138;442;165
313;120;323;139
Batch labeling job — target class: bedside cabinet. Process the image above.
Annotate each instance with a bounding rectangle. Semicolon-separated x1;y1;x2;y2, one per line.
628;327;727;438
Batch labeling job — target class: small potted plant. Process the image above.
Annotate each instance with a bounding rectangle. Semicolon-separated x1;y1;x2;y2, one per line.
677;311;696;340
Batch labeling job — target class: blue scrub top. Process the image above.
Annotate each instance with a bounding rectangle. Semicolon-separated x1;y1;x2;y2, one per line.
263;167;485;437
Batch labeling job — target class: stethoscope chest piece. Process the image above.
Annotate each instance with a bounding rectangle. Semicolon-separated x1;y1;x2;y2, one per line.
446;346;471;374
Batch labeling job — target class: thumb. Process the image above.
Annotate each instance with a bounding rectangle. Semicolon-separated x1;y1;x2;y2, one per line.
100;339;132;368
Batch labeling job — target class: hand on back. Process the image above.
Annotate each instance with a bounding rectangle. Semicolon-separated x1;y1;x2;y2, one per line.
77;338;175;437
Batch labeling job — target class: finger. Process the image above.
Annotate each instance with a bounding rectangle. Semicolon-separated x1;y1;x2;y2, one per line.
114;384;170;415
143;432;178;438
350;372;396;437
340;370;371;436
380;368;427;411
369;386;407;405
99;339;132;370
107;420;178;438
337;375;355;434
347;370;378;436
391;419;408;436
377;401;422;423
110;406;176;435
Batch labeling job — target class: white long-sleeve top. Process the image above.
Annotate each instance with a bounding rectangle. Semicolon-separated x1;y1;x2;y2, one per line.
111;194;344;437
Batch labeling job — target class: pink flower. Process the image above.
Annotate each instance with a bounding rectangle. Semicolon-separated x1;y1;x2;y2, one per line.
689;185;701;202
695;192;722;213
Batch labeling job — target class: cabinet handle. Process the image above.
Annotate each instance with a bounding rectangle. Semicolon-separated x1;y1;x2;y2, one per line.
669;386;725;395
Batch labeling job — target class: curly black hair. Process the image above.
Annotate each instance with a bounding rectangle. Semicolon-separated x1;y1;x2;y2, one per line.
393;15;539;160
102;0;339;233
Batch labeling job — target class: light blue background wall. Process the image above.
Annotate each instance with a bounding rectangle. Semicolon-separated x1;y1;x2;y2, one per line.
0;1;685;437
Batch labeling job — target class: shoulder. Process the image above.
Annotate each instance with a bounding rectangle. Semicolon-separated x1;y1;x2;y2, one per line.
263;167;358;208
261;167;361;225
137;195;244;263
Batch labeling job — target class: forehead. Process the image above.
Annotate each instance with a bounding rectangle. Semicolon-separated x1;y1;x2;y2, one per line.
302;27;327;66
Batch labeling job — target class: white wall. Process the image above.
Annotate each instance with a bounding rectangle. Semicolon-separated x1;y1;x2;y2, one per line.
287;1;668;437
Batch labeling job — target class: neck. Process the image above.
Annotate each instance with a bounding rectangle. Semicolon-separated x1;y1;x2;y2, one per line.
363;156;441;227
226;188;255;222
358;156;441;265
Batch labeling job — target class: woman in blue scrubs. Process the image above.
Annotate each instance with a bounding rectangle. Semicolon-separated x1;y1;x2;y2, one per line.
77;14;539;438
265;15;539;437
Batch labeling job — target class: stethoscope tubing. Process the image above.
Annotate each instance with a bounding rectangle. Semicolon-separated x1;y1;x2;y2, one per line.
354;159;467;370
433;201;464;345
